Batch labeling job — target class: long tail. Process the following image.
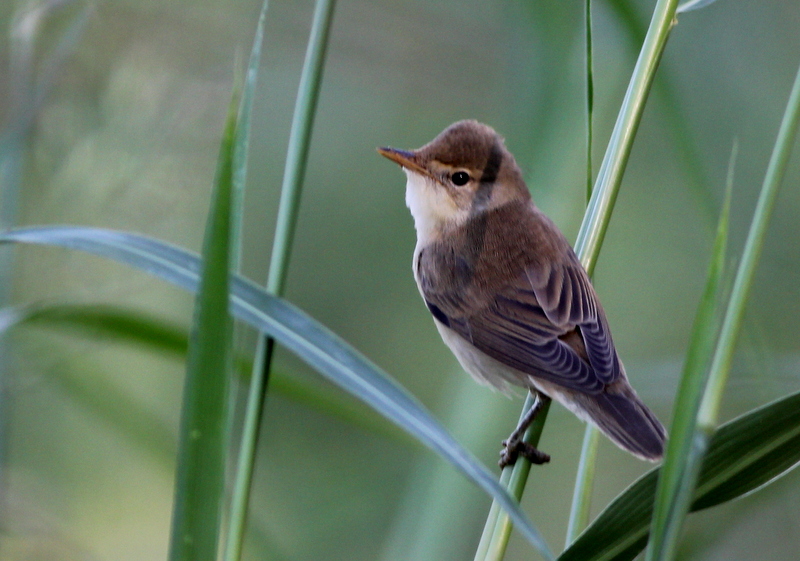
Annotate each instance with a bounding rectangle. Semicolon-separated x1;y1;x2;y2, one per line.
573;382;667;461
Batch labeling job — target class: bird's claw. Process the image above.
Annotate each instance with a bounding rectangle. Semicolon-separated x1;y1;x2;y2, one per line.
499;438;550;468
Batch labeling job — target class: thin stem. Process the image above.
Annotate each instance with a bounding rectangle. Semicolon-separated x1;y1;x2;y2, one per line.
573;0;678;276
267;0;336;295
567;0;679;546
565;424;599;546
565;1;598;543
223;2;337;560
474;394;551;561
585;0;594;204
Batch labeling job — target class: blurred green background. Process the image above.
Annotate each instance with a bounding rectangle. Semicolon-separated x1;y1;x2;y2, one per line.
1;0;800;559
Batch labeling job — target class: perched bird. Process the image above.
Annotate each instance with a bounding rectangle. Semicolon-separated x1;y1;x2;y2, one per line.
378;120;666;466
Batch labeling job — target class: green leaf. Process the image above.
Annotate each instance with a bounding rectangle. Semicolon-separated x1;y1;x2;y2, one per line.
3;303;188;354
0;225;552;560
644;144;734;561
558;389;800;561
168;79;238;560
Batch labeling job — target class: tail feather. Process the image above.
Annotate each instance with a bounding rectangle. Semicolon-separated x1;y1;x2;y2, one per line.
575;384;666;461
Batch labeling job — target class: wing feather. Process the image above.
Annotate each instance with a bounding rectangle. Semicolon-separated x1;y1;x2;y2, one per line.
421;245;621;394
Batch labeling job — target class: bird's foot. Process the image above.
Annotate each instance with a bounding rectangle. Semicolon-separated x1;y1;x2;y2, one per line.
498;391;552;468
499;438;550;468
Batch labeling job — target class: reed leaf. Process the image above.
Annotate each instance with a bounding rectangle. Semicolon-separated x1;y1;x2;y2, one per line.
167;77;239;561
558;389;800;561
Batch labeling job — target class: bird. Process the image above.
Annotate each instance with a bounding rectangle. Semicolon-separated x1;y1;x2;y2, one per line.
378;120;666;467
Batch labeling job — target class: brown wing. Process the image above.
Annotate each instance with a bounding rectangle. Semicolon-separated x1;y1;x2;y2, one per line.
418;206;621;394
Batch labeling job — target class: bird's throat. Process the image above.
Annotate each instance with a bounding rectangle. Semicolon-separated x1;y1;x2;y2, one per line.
404;170;466;246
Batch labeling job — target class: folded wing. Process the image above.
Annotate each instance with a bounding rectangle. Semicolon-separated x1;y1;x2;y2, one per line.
422;251;621;395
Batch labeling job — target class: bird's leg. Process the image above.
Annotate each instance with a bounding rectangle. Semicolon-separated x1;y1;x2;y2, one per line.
499;392;552;468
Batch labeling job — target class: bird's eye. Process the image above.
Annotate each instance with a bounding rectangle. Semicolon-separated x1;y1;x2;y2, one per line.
451;171;470;186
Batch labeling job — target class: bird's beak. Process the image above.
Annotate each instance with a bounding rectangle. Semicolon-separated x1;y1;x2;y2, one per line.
377;147;432;178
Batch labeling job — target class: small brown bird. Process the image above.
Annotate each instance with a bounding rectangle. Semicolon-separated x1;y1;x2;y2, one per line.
378;120;666;466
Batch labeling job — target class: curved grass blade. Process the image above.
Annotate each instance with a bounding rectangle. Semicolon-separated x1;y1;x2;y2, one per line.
168;80;238;561
644;144;734;561
2;303;188;353
558;389;800;561
0;225;553;560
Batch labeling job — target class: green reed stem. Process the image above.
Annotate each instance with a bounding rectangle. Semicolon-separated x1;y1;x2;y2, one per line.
225;2;337;560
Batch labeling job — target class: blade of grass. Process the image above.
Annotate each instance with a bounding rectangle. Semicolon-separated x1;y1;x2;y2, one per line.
266;0;336;296
227;1;336;559
474;395;551;561
167;83;239;561
568;0;678;544
558;388;800;561
565;424;600;546
0;224;553;559
566;0;598;544
223;3;270;561
644;143;735;561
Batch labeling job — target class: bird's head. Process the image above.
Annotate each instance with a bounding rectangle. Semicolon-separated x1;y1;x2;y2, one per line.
379;120;529;243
